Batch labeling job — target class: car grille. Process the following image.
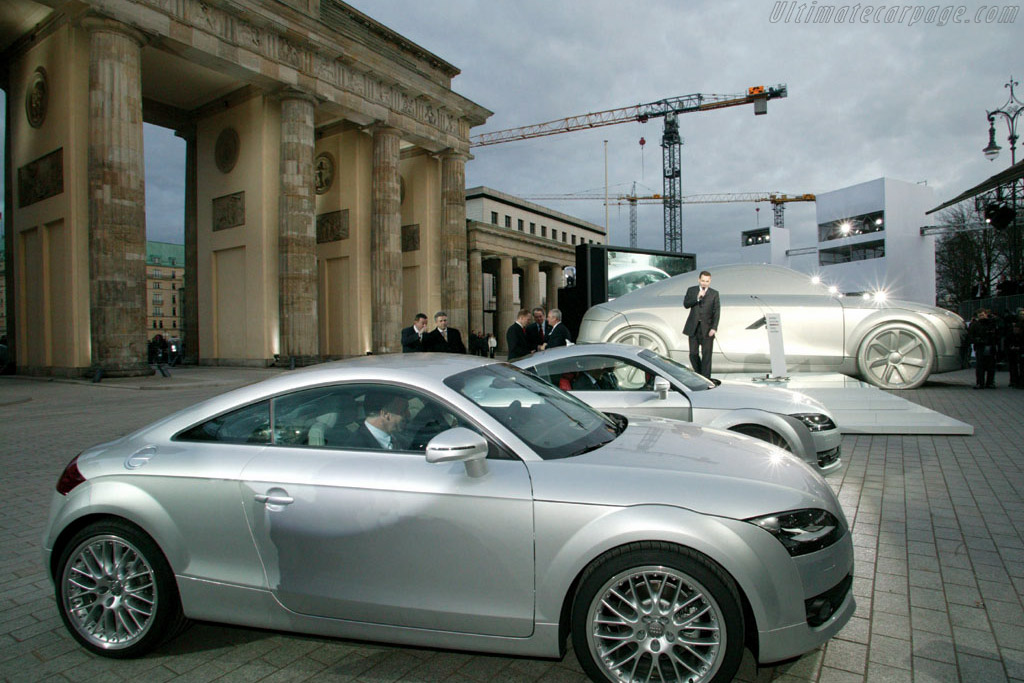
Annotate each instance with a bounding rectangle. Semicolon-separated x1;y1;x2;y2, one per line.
805;572;853;627
817;446;841;468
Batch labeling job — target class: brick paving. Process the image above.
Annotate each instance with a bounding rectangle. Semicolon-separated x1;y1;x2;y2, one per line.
0;366;1022;682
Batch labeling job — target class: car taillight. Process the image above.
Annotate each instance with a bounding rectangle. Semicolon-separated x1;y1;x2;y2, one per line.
56;454;85;495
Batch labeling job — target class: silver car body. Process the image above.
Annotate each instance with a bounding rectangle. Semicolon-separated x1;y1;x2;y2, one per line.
578;264;966;390
514;343;842;472
44;354;853;673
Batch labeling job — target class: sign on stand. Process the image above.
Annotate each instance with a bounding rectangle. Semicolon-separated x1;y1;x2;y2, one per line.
765;312;788;379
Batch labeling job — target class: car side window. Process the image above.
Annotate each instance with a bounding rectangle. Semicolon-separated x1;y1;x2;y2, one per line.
177;400;271;444
269;383;503;457
532;356;655;392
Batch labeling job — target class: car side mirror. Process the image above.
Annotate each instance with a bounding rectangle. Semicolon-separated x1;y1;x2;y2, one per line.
425;427;489;478
653;376;670;400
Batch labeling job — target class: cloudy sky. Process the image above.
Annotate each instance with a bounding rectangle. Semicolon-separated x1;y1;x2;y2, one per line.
5;1;1021;267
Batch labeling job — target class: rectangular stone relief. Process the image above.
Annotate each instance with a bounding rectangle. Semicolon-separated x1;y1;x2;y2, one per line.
17;148;63;208
213;192;245;231
402;223;420;252
317;209;349;243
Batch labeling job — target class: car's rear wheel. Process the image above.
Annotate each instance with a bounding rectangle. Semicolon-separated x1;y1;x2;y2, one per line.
856;322;934;389
56;520;188;658
572;543;744;683
729;424;792;451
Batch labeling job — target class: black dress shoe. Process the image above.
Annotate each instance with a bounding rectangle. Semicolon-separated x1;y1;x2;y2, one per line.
974;385;984;390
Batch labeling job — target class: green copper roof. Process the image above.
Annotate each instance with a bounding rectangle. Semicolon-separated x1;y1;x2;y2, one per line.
146;241;185;267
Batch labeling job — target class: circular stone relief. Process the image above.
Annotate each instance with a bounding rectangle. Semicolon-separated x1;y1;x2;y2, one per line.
314;152;335;194
25;67;48;129
215;128;240;174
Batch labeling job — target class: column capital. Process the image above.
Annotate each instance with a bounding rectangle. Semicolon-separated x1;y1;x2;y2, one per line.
81;15;149;47
274;87;319;106
440;148;471;162
370;123;403;138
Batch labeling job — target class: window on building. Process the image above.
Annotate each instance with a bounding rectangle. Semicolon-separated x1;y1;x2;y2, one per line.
491;211;498;225
818;210;885;242
172;283;176;290
518;219;524;232
530;222;536;234
741;228;771;247
154;283;161;289
173;321;177;328
819;239;886;265
152;321;157;329
172;296;176;304
572;235;577;245
505;215;512;228
562;233;567;243
152;269;162;279
172;308;176;316
551;229;557;241
159;321;164;329
153;308;163;316
541;226;547;237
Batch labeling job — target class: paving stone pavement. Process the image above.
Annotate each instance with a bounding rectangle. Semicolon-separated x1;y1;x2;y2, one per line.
1;366;1022;682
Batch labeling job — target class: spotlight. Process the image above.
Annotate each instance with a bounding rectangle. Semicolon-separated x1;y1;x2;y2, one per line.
873;290;888;303
839;221;852;235
811;276;821;285
828;285;838;295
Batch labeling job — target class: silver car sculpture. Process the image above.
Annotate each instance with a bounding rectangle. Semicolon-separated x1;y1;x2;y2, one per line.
578;263;966;390
44;354;854;683
514;343;842;473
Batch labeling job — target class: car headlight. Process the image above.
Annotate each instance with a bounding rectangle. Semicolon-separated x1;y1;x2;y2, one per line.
792;413;836;432
747;509;843;556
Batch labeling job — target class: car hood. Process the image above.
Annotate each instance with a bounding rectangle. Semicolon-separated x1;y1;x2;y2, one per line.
692;381;831;417
527;416;841;521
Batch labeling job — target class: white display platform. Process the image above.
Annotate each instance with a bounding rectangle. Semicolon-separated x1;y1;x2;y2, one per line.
718;372;974;436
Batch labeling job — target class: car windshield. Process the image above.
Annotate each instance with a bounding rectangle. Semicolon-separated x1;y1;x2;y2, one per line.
638;349;716;391
444;364;621;460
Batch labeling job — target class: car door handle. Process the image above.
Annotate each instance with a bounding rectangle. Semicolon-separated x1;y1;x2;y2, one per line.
254;493;294;506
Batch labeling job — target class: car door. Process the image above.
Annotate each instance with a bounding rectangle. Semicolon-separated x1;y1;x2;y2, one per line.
530;354;693;421
717;294;845;369
239;382;536;638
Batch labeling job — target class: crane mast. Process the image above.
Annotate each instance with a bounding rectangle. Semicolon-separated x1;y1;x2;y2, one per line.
470;85;788;253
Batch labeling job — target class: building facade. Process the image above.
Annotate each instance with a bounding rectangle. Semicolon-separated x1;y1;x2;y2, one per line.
146;242;185;340
2;0;490;375
742;178;937;305
465;187;606;351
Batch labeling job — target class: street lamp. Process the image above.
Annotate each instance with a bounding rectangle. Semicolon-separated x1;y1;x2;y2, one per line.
983;76;1023;284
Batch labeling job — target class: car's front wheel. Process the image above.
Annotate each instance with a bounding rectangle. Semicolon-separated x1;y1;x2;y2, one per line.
572;542;745;683
856;322;934;389
55;520;189;658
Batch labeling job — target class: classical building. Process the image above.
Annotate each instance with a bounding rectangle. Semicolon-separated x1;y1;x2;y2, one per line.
2;0;490;375
146;241;184;340
465;187;605;351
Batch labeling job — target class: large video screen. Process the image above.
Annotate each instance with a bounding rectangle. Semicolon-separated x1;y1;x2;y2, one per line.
606;249;696;300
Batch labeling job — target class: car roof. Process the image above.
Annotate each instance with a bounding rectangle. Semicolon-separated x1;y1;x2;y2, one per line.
514;343;643;367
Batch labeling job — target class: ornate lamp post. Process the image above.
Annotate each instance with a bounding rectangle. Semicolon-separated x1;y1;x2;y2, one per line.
983;76;1022;282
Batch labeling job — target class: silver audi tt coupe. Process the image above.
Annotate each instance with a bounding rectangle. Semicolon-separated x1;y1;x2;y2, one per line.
514;343;842;473
578;264;966;390
44;354;854;682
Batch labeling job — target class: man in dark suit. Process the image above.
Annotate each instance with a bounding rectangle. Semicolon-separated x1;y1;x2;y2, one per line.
683;270;720;378
401;313;428;353
544;308;572;348
423;311;466;354
349;392;410;450
526;307;551;352
506;308;533;361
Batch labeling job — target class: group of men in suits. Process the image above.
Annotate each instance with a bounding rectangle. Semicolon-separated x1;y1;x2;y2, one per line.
401;311;466;354
506;306;571;361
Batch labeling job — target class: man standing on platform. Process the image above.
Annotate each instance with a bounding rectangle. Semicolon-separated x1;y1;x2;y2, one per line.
423;311;466;354
683;270;720;378
401;313;428;353
506;309;533;361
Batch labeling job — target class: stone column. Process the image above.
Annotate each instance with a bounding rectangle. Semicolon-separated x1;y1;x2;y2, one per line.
469;249;483;338
441;151;469;333
85;18;150;377
496;255;514;354
371;126;403;353
176;124;199;363
545;264;563;310
278;90;319;362
521;259;540;311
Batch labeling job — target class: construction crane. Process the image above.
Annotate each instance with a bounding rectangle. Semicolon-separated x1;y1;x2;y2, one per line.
470;84;788;253
523;191;816;247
